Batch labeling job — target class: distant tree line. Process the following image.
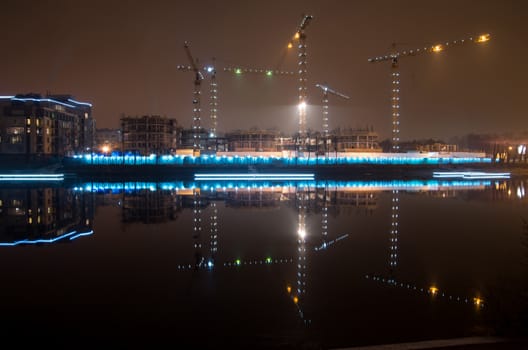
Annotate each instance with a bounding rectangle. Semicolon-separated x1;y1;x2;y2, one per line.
380;130;528;154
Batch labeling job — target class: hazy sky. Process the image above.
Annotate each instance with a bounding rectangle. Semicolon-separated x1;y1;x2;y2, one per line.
1;0;526;141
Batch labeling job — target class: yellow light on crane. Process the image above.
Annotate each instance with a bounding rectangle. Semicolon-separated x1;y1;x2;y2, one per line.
288;42;293;49
476;34;490;43
294;32;300;40
473;297;484;307
429;286;439;295
297;101;307;113
432;44;444;53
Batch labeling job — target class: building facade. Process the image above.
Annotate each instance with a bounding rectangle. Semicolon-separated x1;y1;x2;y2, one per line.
333;128;382;152
0;94;94;157
225;129;279;152
121;115;178;155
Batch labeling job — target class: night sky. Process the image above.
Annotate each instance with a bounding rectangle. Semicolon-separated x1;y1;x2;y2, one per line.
1;0;526;141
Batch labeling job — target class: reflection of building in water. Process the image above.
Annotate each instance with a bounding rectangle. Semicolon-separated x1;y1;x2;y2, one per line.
95;192;122;208
224;188;283;209
0;187;94;244
220;186;377;216
122;187;182;224
327;189;377;216
437;179;527;202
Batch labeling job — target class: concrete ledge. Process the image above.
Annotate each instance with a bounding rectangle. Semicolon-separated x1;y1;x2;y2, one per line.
334;337;514;350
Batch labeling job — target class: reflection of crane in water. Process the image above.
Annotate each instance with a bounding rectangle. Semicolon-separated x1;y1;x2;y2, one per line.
176;184;352;324
192;188;204;269
365;190;484;308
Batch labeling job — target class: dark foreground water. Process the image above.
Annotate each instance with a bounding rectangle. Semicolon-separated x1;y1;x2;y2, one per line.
0;177;527;349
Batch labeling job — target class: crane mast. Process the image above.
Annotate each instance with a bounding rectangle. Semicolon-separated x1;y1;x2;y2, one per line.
315;83;350;154
368;34;490;152
206;59;218;139
178;41;205;151
296;14;313;152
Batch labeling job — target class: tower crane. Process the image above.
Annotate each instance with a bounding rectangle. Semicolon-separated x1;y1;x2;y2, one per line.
293;14;313;152
368;33;490;152
177;41;205;150
315;83;350;153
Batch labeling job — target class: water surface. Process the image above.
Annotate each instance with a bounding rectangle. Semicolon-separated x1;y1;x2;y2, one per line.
0;178;526;349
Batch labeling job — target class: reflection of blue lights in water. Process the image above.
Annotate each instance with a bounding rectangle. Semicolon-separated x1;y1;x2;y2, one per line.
72;179;492;193
314;233;349;251
71;154;492;166
0;229;93;247
69;230;94;241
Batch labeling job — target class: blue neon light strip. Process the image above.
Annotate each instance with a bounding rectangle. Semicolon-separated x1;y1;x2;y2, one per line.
1;96;92;109
433;171;510;179
0;174;64;181
0;174;64;177
195;173;314;181
10;97;76;108
67;98;93;107
70;154;492;166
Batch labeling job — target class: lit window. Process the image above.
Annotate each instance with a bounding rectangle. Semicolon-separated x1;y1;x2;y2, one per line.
9;135;23;144
7;127;24;135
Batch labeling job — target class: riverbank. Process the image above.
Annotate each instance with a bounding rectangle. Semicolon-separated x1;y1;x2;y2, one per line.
2;154;526;181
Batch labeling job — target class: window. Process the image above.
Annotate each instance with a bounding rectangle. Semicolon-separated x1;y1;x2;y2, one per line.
9;135;22;144
6;127;24;135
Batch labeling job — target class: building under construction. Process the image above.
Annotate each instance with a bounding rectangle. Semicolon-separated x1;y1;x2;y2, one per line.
225;129;279;152
121;115;179;155
333;127;382;152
